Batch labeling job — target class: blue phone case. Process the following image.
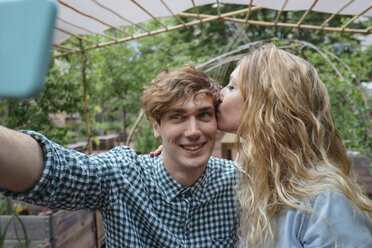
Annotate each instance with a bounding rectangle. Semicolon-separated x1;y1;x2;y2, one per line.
0;0;57;98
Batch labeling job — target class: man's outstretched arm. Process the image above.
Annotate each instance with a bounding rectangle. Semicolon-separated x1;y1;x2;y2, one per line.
0;125;44;192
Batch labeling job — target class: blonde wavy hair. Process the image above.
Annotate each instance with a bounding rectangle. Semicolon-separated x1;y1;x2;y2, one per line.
235;44;372;247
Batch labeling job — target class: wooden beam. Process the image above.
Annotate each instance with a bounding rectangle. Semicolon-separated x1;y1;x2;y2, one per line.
53;7;369;58
92;0;149;33
177;6;263;19
191;0;202;24
130;0;168;30
53;44;80;52
294;0;319;30
274;0;288;25
244;0;254;24
56;27;98;45
58;0;131;36
341;5;372;30
58;18;117;41
159;0;186;27
54;13;230;58
216;0;221;17
316;0;355;34
226;16;369;34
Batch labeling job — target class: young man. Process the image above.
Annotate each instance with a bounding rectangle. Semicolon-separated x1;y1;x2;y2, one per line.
0;63;238;247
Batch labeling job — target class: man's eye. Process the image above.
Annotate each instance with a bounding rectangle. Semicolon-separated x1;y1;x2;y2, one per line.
198;112;213;119
170;115;181;120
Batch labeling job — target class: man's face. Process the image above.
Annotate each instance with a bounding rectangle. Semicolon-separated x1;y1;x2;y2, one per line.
152;93;217;183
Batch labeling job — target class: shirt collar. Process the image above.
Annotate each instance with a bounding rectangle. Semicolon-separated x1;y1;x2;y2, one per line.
154;155;210;202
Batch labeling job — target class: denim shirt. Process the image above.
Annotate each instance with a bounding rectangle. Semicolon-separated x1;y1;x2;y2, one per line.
275;191;372;248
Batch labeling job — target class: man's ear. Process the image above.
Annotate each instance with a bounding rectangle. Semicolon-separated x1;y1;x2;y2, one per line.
152;118;161;138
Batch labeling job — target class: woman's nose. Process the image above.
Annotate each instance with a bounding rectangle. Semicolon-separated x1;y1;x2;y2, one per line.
219;88;226;101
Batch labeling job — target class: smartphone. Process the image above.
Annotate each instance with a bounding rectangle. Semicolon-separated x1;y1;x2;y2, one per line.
0;0;57;98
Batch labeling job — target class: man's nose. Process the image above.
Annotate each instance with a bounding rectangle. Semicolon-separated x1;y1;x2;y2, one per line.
185;118;201;139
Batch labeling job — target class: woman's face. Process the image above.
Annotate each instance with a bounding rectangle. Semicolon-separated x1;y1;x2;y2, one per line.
217;66;243;132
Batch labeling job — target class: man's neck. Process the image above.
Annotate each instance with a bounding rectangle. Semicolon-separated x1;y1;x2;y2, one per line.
160;150;208;187
167;168;206;187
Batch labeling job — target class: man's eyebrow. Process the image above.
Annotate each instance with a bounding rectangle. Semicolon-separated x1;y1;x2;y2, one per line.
167;109;187;114
167;106;214;114
198;106;214;112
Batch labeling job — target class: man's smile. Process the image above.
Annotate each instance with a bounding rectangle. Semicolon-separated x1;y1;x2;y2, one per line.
180;143;205;151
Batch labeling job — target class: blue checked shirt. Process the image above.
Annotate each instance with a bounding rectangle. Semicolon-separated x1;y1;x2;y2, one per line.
0;131;239;247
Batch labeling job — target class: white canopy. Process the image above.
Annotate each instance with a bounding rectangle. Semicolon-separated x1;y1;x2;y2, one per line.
54;0;372;55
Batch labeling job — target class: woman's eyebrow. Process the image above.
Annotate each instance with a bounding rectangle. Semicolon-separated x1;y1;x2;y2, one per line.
230;75;237;82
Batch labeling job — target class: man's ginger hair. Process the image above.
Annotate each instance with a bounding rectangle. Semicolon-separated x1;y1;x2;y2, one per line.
141;62;220;123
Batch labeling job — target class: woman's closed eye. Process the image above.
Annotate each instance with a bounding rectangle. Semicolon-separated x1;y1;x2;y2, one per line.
227;85;234;91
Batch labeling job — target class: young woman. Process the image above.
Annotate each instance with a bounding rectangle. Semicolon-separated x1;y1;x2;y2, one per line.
217;44;372;247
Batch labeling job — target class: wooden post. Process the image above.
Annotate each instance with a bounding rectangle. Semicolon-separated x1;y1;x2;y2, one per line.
79;40;101;247
220;133;237;160
126;109;144;146
79;40;93;155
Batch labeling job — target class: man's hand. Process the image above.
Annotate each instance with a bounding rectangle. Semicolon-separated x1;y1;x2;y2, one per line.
0;126;44;192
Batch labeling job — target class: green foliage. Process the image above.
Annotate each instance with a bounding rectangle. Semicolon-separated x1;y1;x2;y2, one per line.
0;210;30;248
13;213;30;248
0;198;9;215
0;215;14;247
133;118;161;154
